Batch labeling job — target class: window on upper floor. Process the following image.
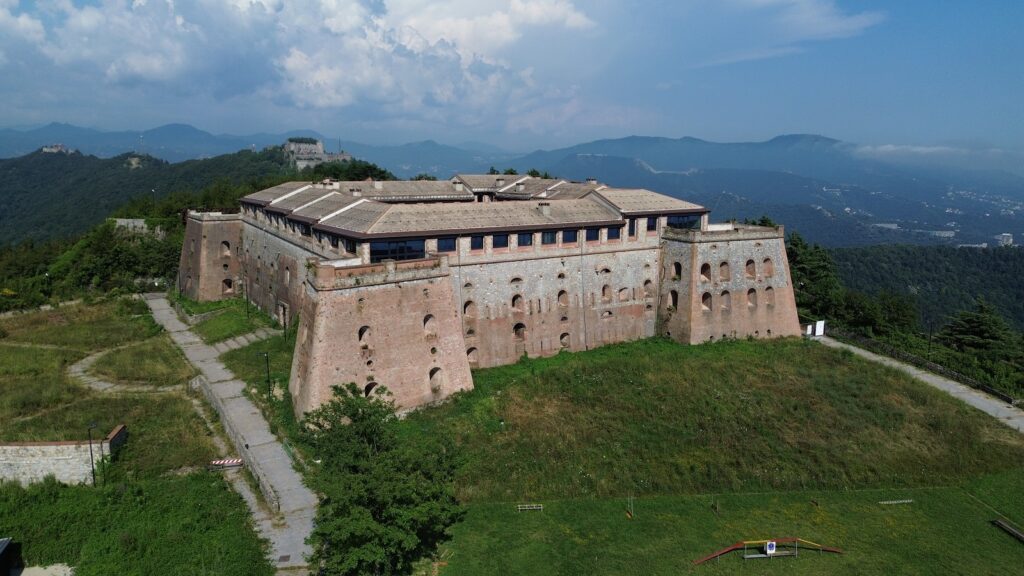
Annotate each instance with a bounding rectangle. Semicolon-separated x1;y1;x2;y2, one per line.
541;231;557;245
607;226;622;240
493;234;509;249
647;217;658;231
586;227;601;242
667;214;701;230
517;232;533;247
628;218;637;237
470;235;484;250
562;229;578;244
369;239;425;263
437;237;457;252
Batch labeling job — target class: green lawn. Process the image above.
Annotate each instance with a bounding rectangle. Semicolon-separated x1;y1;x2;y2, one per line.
171;293;275;344
0;344;85;425
0;298;160;352
0;302;273;574
440;482;1024;575
90;334;196;388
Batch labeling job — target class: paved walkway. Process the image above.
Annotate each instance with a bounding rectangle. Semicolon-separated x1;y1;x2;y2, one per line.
213;327;281;354
144;294;315;572
817;336;1024;434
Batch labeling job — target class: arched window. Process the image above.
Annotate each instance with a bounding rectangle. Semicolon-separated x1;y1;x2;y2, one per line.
720;290;731;311
220;241;231;257
601;285;611;301
557;290;569;307
513;323;526;341
700;263;711;282
601;310;613;318
557;272;566;279
511;277;523;284
747;288;757;308
745;259;756;278
429;367;445;392
763;258;775;277
464;282;473;289
719;261;730;281
560;333;570;348
669;290;679;309
358;325;371;346
222;278;234;294
511;294;524;312
463;300;477;318
467;347;479;364
618;288;630;302
765;286;775;307
600;267;611;275
643;280;653;297
423;314;437;336
701;292;712;311
364;382;378;397
284;266;291;285
672;262;682;278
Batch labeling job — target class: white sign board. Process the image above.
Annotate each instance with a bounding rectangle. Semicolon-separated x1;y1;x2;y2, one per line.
766;541;777;556
814;320;826;336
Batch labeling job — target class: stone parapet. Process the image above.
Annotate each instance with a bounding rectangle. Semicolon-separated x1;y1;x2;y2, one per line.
664;223;785;243
309;256;449;291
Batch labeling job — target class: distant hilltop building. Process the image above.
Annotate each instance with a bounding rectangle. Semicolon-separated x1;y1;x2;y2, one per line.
178;174;801;416
283;137;351;170
40;143;72;154
995;233;1013;247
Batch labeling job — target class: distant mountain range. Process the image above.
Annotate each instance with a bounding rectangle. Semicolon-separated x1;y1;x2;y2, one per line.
1;123;1022;248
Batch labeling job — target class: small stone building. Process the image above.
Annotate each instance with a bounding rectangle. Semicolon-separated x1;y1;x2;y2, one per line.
178;175;800;415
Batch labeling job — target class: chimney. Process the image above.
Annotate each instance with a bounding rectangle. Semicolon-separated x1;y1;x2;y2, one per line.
373;180;383;190
586;177;597;185
516;182;525;193
454;182;464;192
496;178;505;187
538;202;551;216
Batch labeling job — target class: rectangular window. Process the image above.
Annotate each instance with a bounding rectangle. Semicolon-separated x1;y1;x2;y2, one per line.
471;235;485;250
517;232;533;247
344;238;357;254
667;214;701;230
628;218;637;237
493;234;509;249
437;237;457;252
607;226;621;240
646;216;658;231
562;229;578;244
329;235;339;248
541;231;557;245
586;227;601;242
369;239;425;263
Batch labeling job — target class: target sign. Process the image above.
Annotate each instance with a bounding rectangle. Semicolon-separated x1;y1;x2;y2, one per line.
766;541;777;555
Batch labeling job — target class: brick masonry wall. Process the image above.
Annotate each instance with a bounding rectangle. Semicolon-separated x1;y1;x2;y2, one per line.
659;226;801;343
178;213;243;302
0;425;127;486
289;260;473;415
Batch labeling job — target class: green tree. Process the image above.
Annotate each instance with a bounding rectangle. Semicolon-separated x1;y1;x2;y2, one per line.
502;168;518;175
487;166;499;175
939;299;1017;358
786;232;843;321
312;160;395;181
411;173;438;181
302;383;462;576
527;168;541;177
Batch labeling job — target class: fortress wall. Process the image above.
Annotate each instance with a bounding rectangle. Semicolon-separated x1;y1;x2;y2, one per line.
289;259;473;415
178;213;242;302
238;217;326;326
660;226;801;344
450;247;661;368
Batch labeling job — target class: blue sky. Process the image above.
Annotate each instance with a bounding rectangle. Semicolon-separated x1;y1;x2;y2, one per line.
0;0;1020;157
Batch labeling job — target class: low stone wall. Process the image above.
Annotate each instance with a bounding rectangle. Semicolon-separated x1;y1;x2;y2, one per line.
0;425;128;486
190;375;281;512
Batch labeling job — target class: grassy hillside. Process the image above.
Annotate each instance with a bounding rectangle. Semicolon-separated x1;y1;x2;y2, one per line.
393;338;1024;574
402;338;1024;502
0;146;291;245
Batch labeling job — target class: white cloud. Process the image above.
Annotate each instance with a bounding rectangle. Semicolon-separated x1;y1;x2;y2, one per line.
735;0;884;41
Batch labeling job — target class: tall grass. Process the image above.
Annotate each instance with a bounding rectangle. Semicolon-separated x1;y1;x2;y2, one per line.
90;334;196;388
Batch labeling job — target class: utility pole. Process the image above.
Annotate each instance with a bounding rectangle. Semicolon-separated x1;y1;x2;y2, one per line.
87;422;97;487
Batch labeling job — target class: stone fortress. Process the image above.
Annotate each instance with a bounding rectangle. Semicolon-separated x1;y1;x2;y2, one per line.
178;174;800;416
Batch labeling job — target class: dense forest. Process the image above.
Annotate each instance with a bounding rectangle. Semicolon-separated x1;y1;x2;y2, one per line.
0;156;391;312
831;244;1024;331
788;234;1023;398
0;146;295;245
